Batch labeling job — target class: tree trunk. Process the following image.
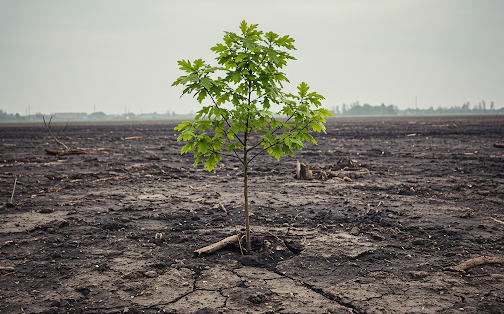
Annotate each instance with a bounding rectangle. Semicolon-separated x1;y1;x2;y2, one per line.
244;154;251;252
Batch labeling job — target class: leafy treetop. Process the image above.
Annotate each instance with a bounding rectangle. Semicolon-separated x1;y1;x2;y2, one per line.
172;20;332;171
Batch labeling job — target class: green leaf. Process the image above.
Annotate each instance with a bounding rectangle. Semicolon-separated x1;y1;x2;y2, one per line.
177;60;193;72
181;133;193;141
193;59;204;69
204;152;222;172
282;143;294;156
297;82;309;98
201;77;213;90
243;37;257;50
211;43;227;53
187;73;199;82
265;31;279;43
197;90;207;103
174;121;191;132
193;155;203;167
181;141;197;154
267;145;283;159
277;35;296;49
267;50;279;64
239;20;249;35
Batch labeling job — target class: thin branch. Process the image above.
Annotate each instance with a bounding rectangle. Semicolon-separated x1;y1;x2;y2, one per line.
247;120;313;164
199;80;246;148
186;124;244;165
489;217;504;224
447;256;504;272
59;119;70;135
9;175;17;204
247;113;296;153
43;116;69;150
189;80;245;164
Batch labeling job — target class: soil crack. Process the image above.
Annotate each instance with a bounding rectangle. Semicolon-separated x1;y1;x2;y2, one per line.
273;270;364;314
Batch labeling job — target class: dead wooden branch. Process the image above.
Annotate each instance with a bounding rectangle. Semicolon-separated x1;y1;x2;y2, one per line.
43;115;112;155
0;266;15;270
295;158;367;182
446;256;504;272
189;184;213;190
45;148;112;156
212;203;227;214
489;217;504;224
193;234;240;257
11;194;37;207
8;175;17;206
335;156;356;170
92;175;133;183
318;170;329;181
43;116;69;150
494;143;504;148
193;232;304;257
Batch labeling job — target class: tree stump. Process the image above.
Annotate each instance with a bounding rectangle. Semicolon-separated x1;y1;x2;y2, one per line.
296;160;313;180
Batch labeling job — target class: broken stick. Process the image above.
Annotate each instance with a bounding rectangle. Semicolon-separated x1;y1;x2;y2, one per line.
9;175;17;204
447;256;504;272
189;184;213;190
193;234;239;257
212;203;227;214
489;217;504;225
43;116;112;155
43;116;69;150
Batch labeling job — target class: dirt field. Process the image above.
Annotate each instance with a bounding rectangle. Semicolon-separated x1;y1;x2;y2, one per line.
1;115;503;314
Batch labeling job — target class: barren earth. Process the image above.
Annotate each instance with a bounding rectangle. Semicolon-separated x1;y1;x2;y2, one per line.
1;115;503;314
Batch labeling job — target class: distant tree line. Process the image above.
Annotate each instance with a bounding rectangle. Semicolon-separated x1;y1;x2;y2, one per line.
0;110;195;121
2;101;503;121
0;110;27;121
333;102;399;115
331;100;503;116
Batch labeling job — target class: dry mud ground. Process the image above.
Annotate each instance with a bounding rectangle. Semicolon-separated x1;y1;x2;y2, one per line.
0;115;503;314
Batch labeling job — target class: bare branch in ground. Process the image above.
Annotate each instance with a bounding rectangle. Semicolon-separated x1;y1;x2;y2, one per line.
189;184;213;190
489;217;504;224
9;175;17;204
43;116;69;150
193;234;240;257
43;116;112;155
45;148;112;156
446;256;504;272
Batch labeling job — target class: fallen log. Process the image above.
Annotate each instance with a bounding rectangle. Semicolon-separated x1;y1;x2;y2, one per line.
446;256;504;272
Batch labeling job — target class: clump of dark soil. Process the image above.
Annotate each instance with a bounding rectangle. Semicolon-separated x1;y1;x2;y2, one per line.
1;115;503;314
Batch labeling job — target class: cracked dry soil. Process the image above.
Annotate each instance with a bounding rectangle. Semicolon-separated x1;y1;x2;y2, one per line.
1;115;503;314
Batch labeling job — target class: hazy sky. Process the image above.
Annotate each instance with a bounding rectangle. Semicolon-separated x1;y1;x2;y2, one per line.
1;0;503;115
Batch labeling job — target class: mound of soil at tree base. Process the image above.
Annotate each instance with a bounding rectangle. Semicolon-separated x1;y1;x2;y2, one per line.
1;115;503;314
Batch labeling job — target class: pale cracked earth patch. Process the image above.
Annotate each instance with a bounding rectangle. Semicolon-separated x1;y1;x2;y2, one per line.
276;232;503;314
0;211;68;233
163;266;353;314
118;267;194;307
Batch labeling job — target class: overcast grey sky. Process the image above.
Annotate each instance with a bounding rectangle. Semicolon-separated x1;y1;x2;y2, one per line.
1;0;503;115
